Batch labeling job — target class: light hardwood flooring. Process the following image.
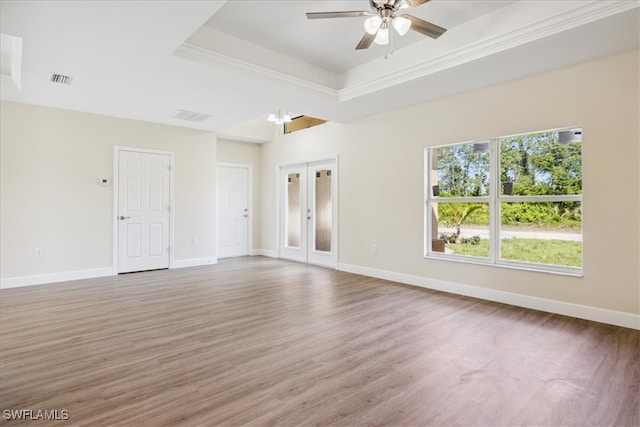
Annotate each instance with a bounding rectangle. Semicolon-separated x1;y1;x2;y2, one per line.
1;256;638;426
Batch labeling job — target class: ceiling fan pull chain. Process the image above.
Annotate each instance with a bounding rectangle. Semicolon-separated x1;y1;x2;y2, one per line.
386;29;395;60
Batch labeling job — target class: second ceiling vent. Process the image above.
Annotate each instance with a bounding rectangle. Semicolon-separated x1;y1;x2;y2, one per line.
170;109;212;123
49;73;73;85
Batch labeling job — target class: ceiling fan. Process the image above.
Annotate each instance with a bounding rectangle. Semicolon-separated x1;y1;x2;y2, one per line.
306;0;447;50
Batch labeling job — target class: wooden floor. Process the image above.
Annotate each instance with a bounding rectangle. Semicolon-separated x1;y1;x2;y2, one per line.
1;257;638;426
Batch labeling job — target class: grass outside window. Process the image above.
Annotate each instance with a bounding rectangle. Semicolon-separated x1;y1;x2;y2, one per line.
446;238;582;267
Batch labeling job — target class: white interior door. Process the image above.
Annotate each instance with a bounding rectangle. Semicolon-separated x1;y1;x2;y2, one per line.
117;150;171;273
217;165;250;258
280;159;337;268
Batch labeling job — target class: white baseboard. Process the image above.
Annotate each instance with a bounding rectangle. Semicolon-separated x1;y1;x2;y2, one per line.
1;267;115;289
250;249;278;258
338;263;640;330
172;257;217;269
1;257;219;289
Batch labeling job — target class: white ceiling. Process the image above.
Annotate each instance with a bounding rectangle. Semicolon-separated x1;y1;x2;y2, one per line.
204;0;516;72
1;1;638;143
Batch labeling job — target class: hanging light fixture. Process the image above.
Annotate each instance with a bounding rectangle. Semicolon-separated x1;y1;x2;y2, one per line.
363;13;411;46
267;110;293;125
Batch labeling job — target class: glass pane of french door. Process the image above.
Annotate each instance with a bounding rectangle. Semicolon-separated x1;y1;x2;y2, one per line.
286;172;301;248
313;169;332;253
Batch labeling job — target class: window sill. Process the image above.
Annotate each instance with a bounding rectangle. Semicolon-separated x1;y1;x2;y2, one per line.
424;253;583;277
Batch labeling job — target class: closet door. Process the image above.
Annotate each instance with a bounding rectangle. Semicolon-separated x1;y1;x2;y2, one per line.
117;150;171;273
217;165;250;259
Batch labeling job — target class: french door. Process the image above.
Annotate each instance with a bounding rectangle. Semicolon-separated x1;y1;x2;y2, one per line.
279;159;337;268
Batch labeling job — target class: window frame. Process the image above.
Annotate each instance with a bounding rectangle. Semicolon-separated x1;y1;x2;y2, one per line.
424;128;583;276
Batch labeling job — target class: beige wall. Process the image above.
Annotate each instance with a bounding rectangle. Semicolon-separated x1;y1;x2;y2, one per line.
1;50;637;318
0;102;217;278
216;139;262;250
260;50;640;316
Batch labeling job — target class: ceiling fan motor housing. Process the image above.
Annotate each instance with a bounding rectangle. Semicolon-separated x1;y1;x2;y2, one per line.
371;0;411;10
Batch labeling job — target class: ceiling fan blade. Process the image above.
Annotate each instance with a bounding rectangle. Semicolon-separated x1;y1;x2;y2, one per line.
394;0;430;9
407;0;432;8
356;32;375;50
306;11;372;19
403;14;446;39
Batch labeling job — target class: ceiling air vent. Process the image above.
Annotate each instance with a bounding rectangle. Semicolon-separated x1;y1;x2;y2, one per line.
49;73;73;85
170;109;212;123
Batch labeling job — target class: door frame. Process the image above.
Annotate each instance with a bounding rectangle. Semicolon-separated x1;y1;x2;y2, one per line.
112;146;175;273
216;162;253;258
276;155;339;268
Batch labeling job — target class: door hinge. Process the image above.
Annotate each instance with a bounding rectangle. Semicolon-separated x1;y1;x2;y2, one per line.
168;164;172;171
167;206;171;212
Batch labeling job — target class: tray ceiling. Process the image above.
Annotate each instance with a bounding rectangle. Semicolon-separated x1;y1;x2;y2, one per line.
1;1;638;142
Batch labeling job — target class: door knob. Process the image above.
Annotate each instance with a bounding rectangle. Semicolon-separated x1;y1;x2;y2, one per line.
119;216;130;220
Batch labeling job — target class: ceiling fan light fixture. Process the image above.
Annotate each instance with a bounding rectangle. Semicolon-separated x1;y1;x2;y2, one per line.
392;15;411;36
268;110;293;126
396;0;412;10
364;15;382;35
374;21;389;45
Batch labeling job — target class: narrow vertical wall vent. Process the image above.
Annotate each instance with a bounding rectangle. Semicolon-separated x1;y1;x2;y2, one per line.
49;73;73;85
170;109;212;122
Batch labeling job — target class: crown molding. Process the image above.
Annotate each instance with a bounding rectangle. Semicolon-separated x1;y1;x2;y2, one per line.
338;0;639;102
173;43;338;100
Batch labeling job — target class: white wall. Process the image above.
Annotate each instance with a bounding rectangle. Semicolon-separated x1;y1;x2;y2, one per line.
0;102;217;282
260;50;640;320
216;138;262;250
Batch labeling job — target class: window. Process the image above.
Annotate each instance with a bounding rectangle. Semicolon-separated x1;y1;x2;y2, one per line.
425;128;582;275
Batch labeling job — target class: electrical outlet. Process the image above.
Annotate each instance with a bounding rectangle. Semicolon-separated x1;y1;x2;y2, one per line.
191;237;198;246
372;243;377;254
35;248;44;257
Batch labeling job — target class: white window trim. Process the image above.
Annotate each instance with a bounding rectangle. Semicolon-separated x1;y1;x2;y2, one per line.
424;132;583;277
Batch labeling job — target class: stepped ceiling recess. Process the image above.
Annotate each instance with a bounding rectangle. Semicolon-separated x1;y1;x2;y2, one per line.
1;1;638;142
